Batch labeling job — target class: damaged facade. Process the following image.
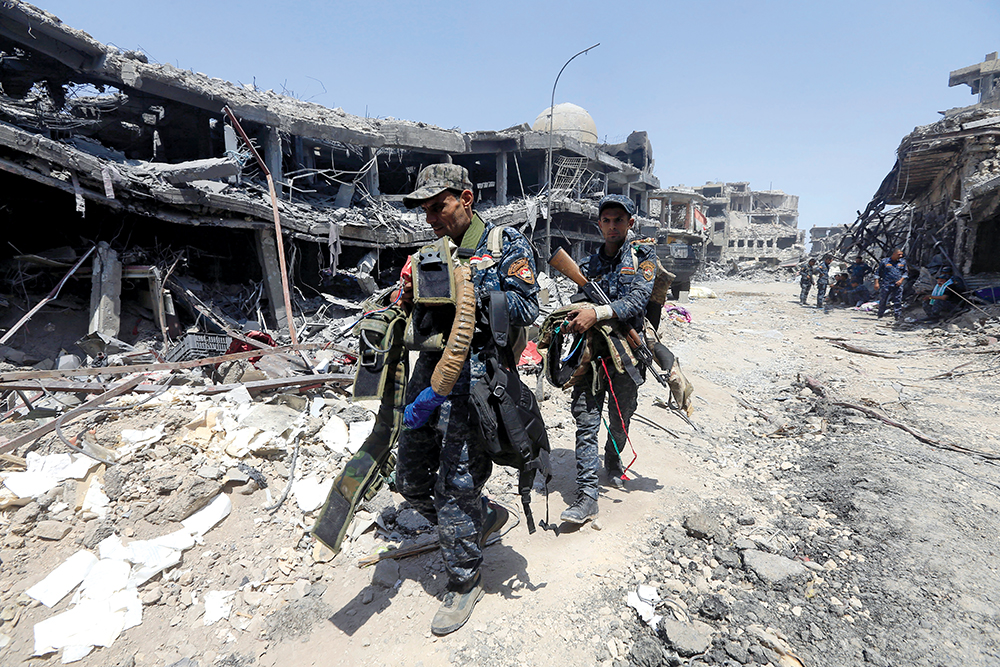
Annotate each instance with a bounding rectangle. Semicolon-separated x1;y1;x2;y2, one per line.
808;226;846;256
0;2;660;350
840;52;1000;285
691;182;804;264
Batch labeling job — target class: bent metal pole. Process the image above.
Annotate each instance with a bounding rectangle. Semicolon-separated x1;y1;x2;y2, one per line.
222;106;298;344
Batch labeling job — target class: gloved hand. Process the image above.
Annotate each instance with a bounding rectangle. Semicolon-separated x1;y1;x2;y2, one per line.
403;387;448;429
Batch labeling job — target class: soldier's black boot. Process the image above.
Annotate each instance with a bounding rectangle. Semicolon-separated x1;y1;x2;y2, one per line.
605;451;625;489
560;494;598;524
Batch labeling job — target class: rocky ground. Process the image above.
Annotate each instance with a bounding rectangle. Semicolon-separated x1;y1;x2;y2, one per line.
2;278;1000;667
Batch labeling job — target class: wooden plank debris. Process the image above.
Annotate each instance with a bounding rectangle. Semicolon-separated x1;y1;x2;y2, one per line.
828;341;900;359
199;373;351;395
0;373;351;396
0;375;145;455
833;401;1000;461
0;342;346;383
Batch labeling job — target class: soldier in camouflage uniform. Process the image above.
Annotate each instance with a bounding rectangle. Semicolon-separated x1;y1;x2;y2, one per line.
799;258;816;305
815;254;833;310
560;194;655;524
396;164;540;636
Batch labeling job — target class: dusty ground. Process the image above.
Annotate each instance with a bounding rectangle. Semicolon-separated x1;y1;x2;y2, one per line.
2;278;1000;667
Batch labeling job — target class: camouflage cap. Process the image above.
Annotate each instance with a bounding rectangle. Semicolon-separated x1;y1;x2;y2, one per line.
402;163;473;209
598;193;636;218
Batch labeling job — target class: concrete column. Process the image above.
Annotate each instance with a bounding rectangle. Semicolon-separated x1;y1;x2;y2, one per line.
496;152;508;206
223;125;238;184
264;127;283;195
363;147;381;198
255;228;289;332
88;241;121;338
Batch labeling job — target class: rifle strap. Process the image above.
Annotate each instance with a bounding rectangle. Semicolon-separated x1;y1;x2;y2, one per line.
608;335;643;385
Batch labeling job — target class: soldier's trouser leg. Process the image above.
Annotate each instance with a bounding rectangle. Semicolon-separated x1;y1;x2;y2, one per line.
396;354;441;525
570;380;603;500
800;282;810;304
816;282;828;307
877;286;891;318
434;393;491;588
603;371;638;462
889;284;904;318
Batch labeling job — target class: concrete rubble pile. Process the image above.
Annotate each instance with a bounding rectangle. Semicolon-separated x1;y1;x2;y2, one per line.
0;345;535;663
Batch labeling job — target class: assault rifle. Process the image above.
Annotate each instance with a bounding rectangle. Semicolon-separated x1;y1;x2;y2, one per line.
549;248;670;388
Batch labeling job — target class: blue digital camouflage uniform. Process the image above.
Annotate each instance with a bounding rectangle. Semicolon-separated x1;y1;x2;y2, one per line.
847;260;872;306
395;213;539;589
799;263;814;304
570;230;655;499
848;260;871;285
814;260;831;308
876;255;908;319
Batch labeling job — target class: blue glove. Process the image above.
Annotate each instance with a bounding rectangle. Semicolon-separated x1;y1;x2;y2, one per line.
404;387;448;429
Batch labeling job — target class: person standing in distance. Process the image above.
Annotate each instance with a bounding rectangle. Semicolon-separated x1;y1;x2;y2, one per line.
874;248;908;320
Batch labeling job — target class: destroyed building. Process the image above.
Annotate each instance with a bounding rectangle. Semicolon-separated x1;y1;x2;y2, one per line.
692;182;804;263
809;226;847;256
839;52;1000;289
0;2;659;353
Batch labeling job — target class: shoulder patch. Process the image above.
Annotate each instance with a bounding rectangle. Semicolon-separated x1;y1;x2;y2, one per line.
508;257;535;285
639;260;656;281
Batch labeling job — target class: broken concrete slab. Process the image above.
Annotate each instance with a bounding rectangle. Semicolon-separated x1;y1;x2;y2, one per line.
660;617;714;657
138;157;239;185
34;520;72;541
155;479;222;523
741;549;810;585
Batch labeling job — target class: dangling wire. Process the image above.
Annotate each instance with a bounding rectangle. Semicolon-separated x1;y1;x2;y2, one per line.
554;323;585;362
341;284;404;335
600;358;637;478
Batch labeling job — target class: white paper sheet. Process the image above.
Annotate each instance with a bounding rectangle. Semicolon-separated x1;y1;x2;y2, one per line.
26;551;98;608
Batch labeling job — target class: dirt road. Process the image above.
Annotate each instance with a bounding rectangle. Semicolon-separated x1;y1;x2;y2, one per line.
4;278;1000;667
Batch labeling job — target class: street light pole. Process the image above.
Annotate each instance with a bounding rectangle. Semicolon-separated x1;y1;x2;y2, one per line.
544;42;599;262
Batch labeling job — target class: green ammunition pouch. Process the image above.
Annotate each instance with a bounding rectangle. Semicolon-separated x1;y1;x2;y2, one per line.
353;291;409;401
405;237;459;352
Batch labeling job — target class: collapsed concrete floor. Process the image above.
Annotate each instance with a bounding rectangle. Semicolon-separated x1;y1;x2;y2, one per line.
1;279;999;667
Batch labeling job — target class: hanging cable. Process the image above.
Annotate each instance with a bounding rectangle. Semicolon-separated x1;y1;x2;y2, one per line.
600;358;638;478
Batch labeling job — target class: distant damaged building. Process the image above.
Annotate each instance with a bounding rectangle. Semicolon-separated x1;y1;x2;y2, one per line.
0;2;657;344
841;52;1000;283
692;182;803;263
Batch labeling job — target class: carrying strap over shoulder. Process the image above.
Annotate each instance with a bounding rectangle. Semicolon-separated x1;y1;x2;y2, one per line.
472;226;507;272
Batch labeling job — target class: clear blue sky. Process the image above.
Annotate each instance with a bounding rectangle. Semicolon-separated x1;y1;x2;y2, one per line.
36;0;1000;231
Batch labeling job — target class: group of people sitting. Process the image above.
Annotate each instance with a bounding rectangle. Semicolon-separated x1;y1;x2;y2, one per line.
827;256;874;306
798;250;965;322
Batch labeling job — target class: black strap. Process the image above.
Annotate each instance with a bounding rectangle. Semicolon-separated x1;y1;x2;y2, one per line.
609;336;643;385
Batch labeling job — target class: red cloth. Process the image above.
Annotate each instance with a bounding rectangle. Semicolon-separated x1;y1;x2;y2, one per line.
518;340;542;366
225;331;277;364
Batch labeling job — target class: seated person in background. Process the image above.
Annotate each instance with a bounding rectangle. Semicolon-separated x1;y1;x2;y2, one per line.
828;273;849;304
921;270;961;321
847;278;871;306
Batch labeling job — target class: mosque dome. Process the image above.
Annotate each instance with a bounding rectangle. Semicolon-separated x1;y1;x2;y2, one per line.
531;103;598;143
